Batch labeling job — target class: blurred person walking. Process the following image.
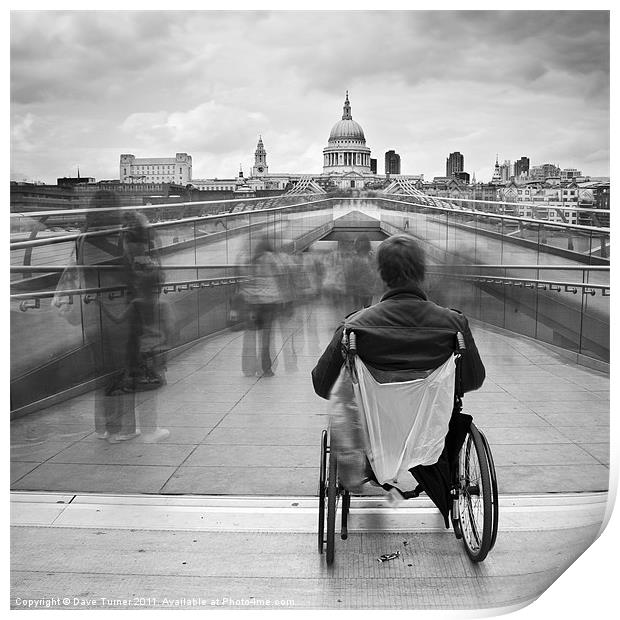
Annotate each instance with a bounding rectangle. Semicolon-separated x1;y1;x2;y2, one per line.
343;234;378;314
92;204;175;442
275;246;299;373
70;190;139;442
240;237;284;377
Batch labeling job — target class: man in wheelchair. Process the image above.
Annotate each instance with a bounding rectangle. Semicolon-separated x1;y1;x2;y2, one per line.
312;233;486;523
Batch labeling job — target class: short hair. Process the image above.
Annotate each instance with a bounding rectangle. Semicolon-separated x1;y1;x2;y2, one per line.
376;234;426;288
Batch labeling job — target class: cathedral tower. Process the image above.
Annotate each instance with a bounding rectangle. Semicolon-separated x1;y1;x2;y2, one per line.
252;136;268;177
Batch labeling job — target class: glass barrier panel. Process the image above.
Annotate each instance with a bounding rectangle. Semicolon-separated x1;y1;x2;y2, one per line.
504;283;538;340
477;282;506;330
580;269;610;362
534;283;582;355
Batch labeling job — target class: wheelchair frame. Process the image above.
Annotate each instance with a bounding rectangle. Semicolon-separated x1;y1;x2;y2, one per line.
317;331;499;566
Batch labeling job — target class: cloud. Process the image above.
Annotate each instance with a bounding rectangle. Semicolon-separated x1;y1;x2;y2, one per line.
120;101;268;155
10;10;610;182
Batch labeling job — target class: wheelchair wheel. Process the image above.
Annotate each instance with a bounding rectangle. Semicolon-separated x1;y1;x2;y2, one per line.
479;427;499;551
317;430;328;554
326;450;338;566
457;423;493;562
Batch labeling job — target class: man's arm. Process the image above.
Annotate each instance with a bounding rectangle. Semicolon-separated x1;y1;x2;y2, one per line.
311;324;346;400
455;313;485;393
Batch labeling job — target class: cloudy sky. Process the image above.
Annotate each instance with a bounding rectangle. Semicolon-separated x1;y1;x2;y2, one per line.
10;9;610;184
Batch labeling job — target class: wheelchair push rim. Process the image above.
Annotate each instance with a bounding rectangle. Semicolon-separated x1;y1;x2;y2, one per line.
457;423;494;562
325;448;338;566
479;427;499;551
317;428;352;566
317;430;328;554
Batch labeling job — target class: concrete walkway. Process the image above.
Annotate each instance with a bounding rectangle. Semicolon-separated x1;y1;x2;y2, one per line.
11;300;609;496
10;300;611;612
10;521;602;610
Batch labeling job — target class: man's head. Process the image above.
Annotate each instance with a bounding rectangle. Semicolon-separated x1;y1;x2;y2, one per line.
376;233;426;288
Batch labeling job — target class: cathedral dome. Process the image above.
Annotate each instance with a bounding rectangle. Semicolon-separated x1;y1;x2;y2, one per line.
323;91;372;178
327;92;366;143
329;118;365;142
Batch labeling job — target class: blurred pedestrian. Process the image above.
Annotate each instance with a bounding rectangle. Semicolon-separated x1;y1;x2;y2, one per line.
74;190;139;441
94;206;175;442
275;246;298;373
240;237;283;377
343;234;377;314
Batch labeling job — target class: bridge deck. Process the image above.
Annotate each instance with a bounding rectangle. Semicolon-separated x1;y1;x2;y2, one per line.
10;300;609;496
10;523;601;610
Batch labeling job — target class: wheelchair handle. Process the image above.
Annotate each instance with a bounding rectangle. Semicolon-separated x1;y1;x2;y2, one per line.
456;331;466;352
349;332;357;353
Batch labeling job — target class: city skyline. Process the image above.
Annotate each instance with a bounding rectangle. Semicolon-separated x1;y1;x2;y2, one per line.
11;10;610;184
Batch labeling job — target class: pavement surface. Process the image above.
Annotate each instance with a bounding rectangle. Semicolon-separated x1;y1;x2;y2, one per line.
10;522;602;610
11;300;609;496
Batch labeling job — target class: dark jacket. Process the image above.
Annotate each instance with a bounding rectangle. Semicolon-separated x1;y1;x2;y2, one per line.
312;284;485;399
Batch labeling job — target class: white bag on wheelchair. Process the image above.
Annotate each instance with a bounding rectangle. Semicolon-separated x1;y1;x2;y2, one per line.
352;355;456;492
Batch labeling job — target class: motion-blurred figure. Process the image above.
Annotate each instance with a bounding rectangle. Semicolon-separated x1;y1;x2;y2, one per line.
292;250;323;356
275;246;299;373
343;234;378;314
240;237;283;377
92;202;175;442
75;190;137;441
321;244;347;317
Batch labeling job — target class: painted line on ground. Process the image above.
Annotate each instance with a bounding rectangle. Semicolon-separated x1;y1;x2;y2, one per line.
10;491;609;533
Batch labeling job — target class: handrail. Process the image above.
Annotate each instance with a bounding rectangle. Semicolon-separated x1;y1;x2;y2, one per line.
8;193;322;219
10;264;251;273
431;264;610;271
378;196;610;233
9;263;610;274
10;218;265;251
12;275;250;311
13;270;609;306
411;193;610;214
427;272;610;296
10;197;335;251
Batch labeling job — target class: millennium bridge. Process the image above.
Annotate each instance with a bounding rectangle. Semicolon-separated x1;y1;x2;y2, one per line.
10;191;610;609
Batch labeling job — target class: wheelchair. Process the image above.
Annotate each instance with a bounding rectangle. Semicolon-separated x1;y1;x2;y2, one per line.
317;330;498;566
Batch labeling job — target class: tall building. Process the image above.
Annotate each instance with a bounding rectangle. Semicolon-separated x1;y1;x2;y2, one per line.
370;158;377;174
252;136;268;177
385;150;401;175
500;160;512;183
120;153;192;184
514;156;530;178
446;152;464;177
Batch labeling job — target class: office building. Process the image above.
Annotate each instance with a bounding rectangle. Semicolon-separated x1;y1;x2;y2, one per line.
514;157;530;178
446;152;464;177
385;150;401;175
